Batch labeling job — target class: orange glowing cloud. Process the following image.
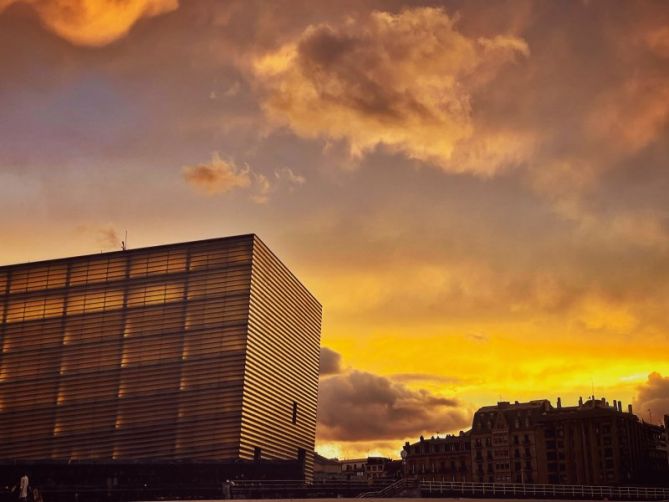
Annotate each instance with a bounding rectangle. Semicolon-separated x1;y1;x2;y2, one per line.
182;153;252;195
587;76;669;154
182;153;306;203
252;8;529;175
0;0;178;46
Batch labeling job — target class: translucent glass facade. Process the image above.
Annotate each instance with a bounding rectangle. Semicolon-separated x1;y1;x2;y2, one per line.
0;235;321;478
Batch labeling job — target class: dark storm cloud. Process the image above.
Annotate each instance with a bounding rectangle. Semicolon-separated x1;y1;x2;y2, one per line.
317;370;469;441
634;373;669;423
319;347;343;376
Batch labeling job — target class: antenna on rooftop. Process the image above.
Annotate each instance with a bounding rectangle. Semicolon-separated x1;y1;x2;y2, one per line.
590;377;595;401
121;230;128;251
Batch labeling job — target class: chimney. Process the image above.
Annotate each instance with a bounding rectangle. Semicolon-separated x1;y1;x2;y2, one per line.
613;399;617;410
557;397;562;409
618;401;623;412
628;404;633;414
579;396;583;406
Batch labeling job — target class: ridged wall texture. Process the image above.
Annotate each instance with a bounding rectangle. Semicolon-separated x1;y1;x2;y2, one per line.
0;235;321;478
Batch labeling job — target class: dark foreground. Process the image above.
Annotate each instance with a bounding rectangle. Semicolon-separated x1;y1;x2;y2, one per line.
3;480;669;502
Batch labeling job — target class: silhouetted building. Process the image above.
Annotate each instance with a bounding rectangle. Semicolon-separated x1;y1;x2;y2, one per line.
340;458;368;480
403;432;471;481
0;235;321;490
313;453;343;481
664;415;669;468
337;456;395;482
403;398;669;486
537;398;667;485
366;456;393;480
471;400;547;483
384;459;404;480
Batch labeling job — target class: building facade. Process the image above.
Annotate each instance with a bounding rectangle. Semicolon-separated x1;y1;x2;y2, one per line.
537;398;667;485
403;432;472;481
313;453;343;481
332;457;398;482
470;400;548;483
0;235;321;481
403;398;669;486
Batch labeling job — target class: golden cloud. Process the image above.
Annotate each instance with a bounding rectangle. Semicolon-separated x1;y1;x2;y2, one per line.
0;0;178;46
182;153;306;203
252;8;529;175
646;26;669;59
182;153;252;196
587;76;669;154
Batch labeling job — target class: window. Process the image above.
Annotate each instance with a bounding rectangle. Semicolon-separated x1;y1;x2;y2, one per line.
292;401;298;424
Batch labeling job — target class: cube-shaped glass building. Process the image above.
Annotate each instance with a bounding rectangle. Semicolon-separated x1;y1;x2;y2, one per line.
0;235;321;481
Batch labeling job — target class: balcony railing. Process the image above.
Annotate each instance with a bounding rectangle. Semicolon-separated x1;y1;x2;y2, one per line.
420;480;669;500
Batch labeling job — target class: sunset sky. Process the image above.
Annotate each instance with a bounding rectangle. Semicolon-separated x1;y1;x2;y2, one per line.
2;0;669;459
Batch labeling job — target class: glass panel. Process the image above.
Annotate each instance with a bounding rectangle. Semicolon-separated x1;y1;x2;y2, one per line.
26;266;49;292
66;289;124;315
3;319;63;352
130;251;186;278
188;243;251;271
189;250;210;271
47;264;67;289
9;270;29;293
121;332;182;367
44;295;65;318
167;250;187;273
66;293;86;315
64;312;124;345
0;351;59;381
106;257;127;281
183;326;246;359
86;259;109;283
69;262;89;286
129;255;149;278
123;304;183;338
118;364;180;397
61;341;121;374
146;253;169;275
69;258;126;286
6;296;64;322
55;400;117;433
127;282;184;308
